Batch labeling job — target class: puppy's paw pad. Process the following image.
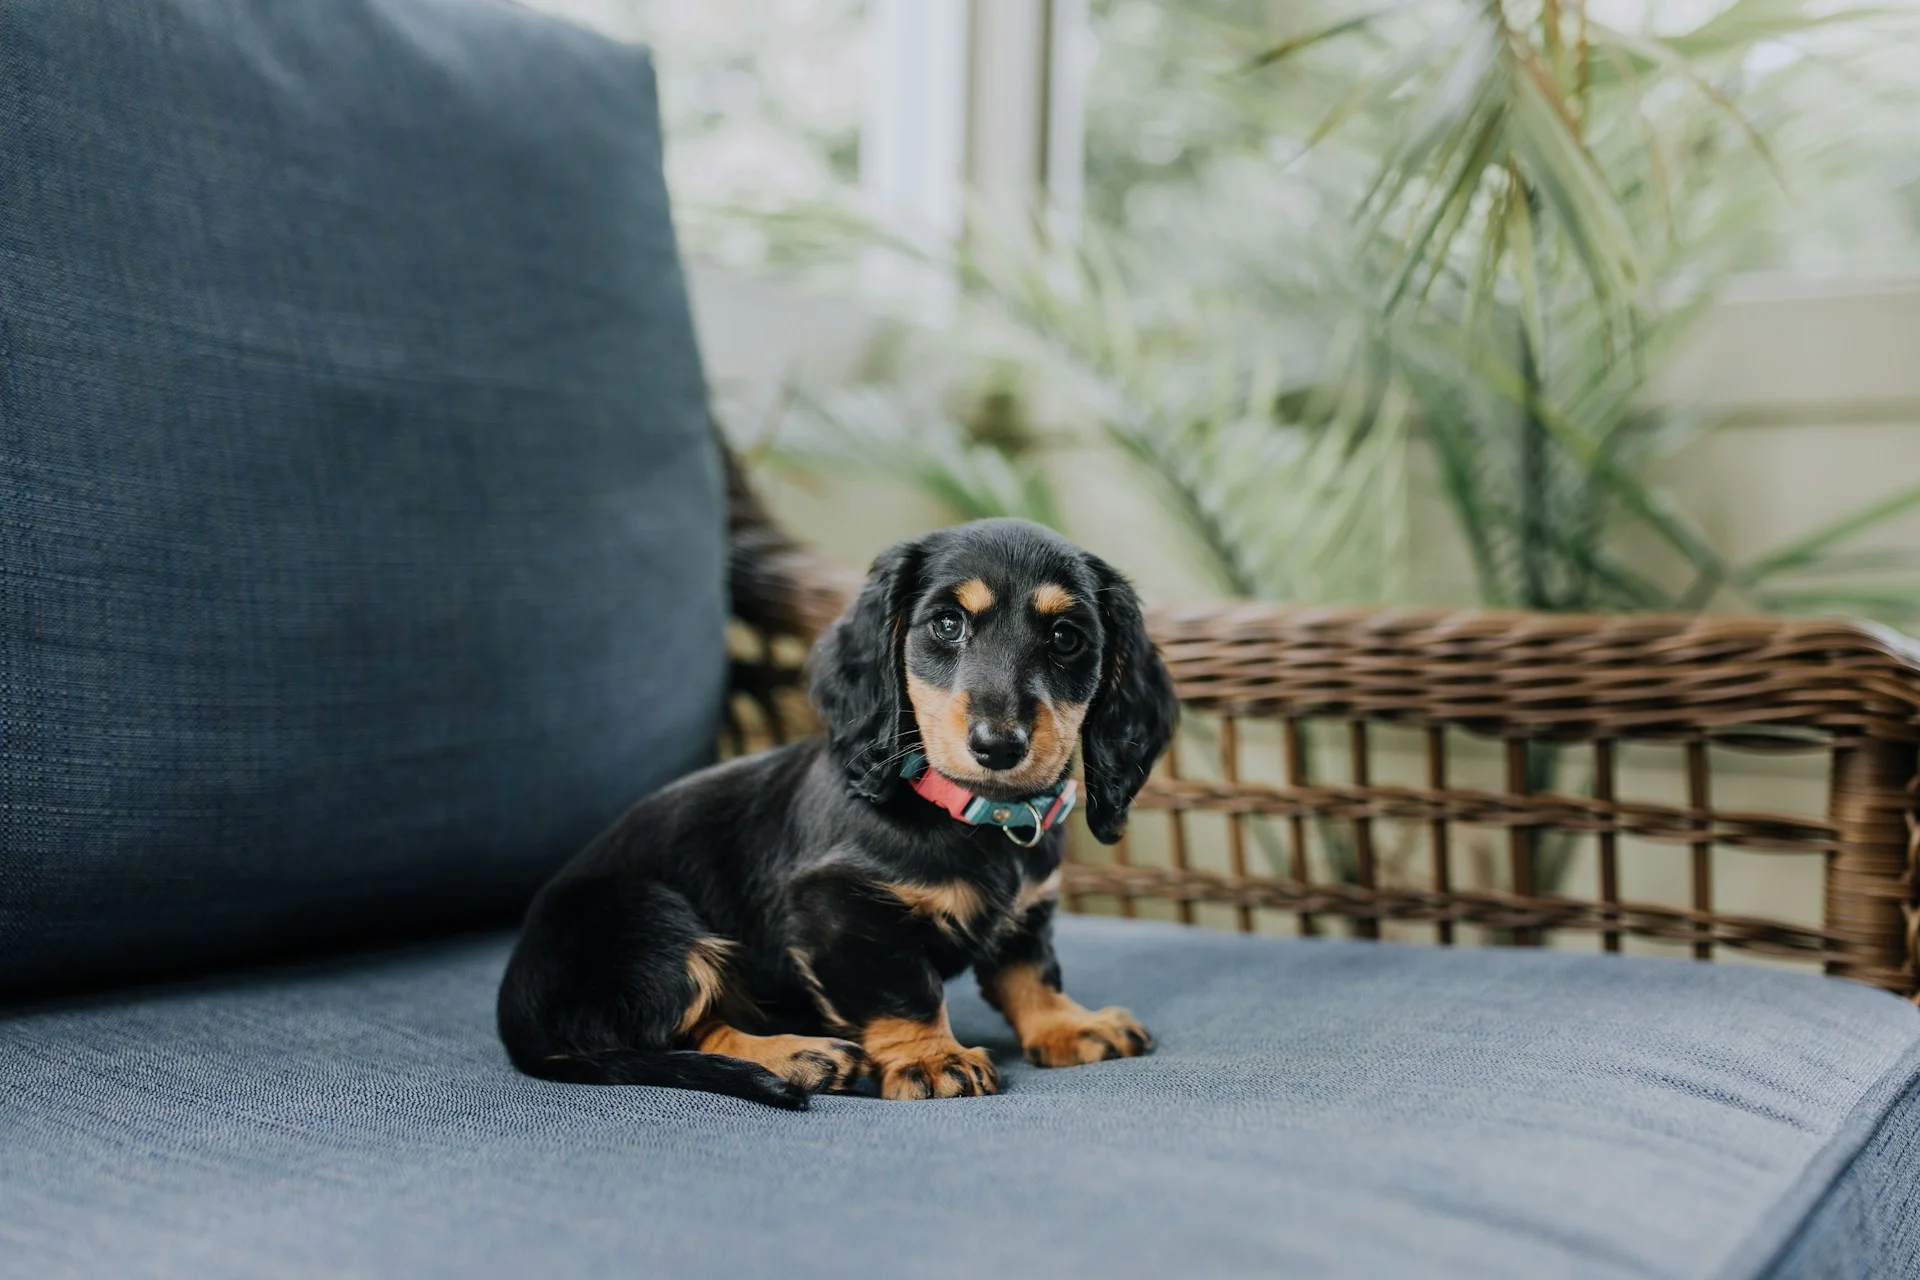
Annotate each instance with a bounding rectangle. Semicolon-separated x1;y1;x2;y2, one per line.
877;1045;998;1100
1022;1006;1153;1068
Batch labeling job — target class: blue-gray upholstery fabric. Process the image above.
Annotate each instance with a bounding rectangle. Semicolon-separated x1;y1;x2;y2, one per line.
3;917;1915;1279
1737;1041;1920;1280
0;0;724;993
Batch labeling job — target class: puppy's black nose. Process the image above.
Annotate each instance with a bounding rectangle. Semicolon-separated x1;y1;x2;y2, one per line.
967;723;1030;771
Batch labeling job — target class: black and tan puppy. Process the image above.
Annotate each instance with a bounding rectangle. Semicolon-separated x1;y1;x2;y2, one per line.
497;518;1178;1109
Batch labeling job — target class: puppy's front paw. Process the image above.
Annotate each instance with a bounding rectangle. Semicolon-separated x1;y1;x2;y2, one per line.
863;1014;999;1100
1022;1005;1153;1068
876;1044;999;1100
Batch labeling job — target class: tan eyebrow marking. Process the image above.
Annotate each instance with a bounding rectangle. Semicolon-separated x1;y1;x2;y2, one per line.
1032;583;1074;615
955;578;995;613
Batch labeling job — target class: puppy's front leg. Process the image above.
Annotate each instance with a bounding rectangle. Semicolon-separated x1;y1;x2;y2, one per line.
803;940;997;1100
977;891;1153;1068
862;997;999;1101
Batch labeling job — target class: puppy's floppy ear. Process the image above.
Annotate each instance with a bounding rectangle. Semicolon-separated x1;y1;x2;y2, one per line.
1080;555;1178;844
809;537;925;803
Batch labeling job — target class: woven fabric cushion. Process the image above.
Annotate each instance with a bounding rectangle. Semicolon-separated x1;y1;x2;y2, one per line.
3;917;1916;1278
0;0;724;993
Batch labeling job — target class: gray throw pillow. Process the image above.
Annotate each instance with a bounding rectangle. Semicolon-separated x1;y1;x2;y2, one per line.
0;0;726;993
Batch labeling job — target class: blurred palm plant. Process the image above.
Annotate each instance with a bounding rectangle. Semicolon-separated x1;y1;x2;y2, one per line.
715;0;1920;623
1253;0;1920;619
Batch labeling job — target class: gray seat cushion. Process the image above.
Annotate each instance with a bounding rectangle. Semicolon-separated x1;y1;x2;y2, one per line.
0;0;724;993
3;916;1915;1278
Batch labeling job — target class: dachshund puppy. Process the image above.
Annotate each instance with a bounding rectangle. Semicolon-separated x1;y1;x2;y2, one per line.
497;518;1178;1109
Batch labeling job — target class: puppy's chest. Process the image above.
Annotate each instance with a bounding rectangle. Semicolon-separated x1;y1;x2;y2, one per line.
883;854;1061;953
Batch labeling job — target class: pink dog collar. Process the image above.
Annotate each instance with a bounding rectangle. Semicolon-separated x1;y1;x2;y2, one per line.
899;751;1076;849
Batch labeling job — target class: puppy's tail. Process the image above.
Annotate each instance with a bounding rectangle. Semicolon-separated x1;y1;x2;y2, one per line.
518;1047;810;1111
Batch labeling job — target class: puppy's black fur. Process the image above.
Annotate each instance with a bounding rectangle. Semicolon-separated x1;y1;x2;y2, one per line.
497;519;1178;1108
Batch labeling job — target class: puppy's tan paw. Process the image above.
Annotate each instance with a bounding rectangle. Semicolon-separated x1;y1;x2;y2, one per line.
876;1044;999;1100
864;1012;999;1100
1021;1006;1153;1068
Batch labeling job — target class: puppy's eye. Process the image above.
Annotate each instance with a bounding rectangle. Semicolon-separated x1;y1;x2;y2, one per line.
930;612;967;644
1049;622;1085;657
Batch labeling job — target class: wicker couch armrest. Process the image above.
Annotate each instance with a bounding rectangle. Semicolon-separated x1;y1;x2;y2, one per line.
1124;603;1920;997
721;447;857;752
724;446;860;645
1146;603;1920;742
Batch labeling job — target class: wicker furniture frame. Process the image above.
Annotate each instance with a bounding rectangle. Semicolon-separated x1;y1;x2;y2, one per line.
722;454;1920;1000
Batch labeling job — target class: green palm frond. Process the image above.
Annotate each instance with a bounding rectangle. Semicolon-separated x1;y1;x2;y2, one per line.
1244;0;1886;350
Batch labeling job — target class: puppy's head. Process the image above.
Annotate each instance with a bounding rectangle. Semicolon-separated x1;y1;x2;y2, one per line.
809;518;1177;844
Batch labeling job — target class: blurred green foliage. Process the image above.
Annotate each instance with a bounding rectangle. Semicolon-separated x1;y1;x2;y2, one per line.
711;0;1920;627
